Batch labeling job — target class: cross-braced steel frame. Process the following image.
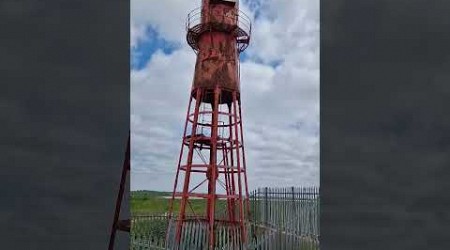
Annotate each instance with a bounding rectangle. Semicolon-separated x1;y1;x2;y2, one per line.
167;1;251;249
167;87;251;249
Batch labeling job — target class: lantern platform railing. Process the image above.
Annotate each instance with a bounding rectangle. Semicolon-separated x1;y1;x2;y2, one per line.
186;7;252;53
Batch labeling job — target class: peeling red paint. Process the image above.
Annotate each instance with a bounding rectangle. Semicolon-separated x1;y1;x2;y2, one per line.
168;1;252;248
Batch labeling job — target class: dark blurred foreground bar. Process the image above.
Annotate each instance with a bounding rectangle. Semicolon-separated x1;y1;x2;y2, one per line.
0;0;130;249
321;0;450;249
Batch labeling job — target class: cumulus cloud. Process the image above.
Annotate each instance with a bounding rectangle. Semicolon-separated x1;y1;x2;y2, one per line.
130;22;146;49
130;0;319;191
131;0;200;44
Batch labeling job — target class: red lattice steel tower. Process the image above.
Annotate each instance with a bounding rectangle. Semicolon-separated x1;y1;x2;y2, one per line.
167;0;251;249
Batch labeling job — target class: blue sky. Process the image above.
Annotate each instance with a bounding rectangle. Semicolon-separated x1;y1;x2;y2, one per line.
131;25;256;70
130;0;319;191
131;27;180;70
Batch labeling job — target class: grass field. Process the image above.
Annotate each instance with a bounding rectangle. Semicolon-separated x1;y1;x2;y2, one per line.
131;190;171;215
131;190;227;215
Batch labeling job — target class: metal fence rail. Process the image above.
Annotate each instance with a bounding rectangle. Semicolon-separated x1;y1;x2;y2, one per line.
250;187;320;237
131;215;168;250
131;187;320;249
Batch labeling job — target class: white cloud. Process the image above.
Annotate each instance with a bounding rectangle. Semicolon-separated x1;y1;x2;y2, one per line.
131;0;200;44
131;0;319;191
245;0;319;67
130;22;146;49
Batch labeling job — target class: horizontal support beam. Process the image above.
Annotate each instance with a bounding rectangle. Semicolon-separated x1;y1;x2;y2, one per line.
174;192;240;199
179;164;245;173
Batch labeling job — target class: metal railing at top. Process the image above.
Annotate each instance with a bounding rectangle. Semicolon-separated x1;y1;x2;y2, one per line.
186;6;252;39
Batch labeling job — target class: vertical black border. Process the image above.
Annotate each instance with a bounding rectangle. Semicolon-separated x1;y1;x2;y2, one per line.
321;0;450;249
1;0;130;249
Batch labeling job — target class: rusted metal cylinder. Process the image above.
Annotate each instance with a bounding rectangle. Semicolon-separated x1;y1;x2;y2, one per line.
193;31;238;91
190;2;241;104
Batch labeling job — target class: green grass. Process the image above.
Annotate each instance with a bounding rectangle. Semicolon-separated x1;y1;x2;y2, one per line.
131;191;169;215
131;190;229;216
131;190;209;216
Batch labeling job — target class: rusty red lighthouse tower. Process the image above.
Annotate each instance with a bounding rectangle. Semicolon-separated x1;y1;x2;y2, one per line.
167;0;252;249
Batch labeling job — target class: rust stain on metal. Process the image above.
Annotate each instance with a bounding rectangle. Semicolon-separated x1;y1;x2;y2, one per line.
169;0;252;248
